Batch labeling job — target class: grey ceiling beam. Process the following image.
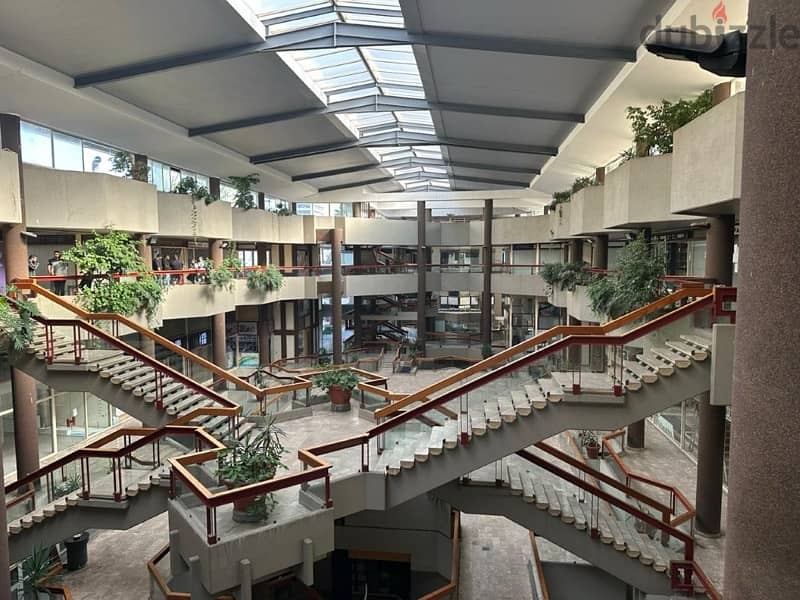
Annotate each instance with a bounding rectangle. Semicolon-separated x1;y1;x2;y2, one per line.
318;176;396;193
74;23;635;87
189;94;583;137
251;132;558;163
451;175;529;188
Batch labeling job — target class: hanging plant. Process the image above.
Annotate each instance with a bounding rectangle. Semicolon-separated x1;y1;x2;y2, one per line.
174;176;217;205
246;266;284;293
229;174;260;210
61;230;165;324
110;150;150;180
540;262;593;293
625;90;713;157
0;287;40;353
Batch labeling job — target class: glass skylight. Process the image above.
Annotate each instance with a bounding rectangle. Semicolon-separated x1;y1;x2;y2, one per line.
246;0;449;190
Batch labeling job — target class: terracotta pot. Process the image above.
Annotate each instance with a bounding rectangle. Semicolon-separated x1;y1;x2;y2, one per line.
223;472;275;523
586;443;600;460
328;385;352;411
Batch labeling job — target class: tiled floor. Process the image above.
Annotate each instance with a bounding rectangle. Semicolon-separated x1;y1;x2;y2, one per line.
54;370;726;599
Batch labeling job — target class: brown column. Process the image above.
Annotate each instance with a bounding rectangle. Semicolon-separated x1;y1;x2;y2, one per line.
257;192;266;211
592;235;609;270
0;435;10;595
133;153;148;182
209;239;227;369
330;228;343;364
481;199;494;348
256;243;268;267
209;177;221;200
725;4;800;596
138;234;153;271
628;228;654;449
416;201;427;349
595;167;606;185
561;243;569;264
568;239;583;264
695;87;736;537
1;113;40;478
258;305;271;367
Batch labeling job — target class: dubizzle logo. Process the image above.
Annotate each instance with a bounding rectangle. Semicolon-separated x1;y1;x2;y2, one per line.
712;0;728;25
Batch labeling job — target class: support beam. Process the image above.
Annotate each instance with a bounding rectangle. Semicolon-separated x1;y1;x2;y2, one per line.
75;23;636;87
252;132;557;164
331;228;344;364
481;199;494;349
417;202;427;350
209;240;227;370
451;175;529;188
317;176;395;193
189;95;584;137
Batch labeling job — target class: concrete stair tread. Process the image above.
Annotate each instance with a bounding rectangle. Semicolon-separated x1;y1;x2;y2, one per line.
636;354;674;376
483;401;502;429
666;339;708;361
507;465;523;496
400;433;425;469
111;365;153;385
614;518;640;557
496;396;517;422
566;495;587;530
509;390;532;416
236;422;257;440
650;347;691;369
533;479;548;510
442;420;458;448
414;435;430;462
623;361;658;384
520;470;536;503
122;371;158;390
524;384;547;409
166;394;206;415
537;378;563;402
428;426;446;456
680;332;712;352
88;353;131;372
557;491;575;524
178;398;214;418
144;382;183;402
101;361;142;378
470;412;487;436
542;482;561;516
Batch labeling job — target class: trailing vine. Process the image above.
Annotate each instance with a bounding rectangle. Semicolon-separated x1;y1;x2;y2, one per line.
246;266;284;293
540;262;593;293
174;176;217;205
61;230;164;324
229;174;260;210
208;255;242;292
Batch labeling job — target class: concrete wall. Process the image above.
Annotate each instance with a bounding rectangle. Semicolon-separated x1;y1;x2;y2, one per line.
24;165;158;232
569;186;605;236
604;155;694;229
0;149;22;224
541;563;627;600
160;284;236;321
344;217;417;246
437;221;483;247
567;286;602;323
550;203;572;239
492;273;547;297
493;214;551;246
345;273;418;296
671;92;745;215
157;192;233;240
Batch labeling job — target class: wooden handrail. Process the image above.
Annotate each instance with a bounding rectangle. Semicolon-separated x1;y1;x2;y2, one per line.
529;531;551;600
15;279;265;398
147;544;235;600
376;286;712;419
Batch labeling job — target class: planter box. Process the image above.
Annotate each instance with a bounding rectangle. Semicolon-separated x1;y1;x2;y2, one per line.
569;185;605;236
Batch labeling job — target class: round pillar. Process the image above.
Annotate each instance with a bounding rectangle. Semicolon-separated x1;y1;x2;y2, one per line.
330;228;343;364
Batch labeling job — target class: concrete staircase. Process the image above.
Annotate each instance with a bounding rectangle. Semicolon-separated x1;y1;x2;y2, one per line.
11;325;238;429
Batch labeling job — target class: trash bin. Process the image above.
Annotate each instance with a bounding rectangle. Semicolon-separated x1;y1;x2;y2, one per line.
64;531;89;571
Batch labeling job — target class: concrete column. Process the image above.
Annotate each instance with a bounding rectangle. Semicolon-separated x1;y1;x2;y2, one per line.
425;207;433;222
595;167;606;185
209;240;227;369
568;239;583;264
1;113;39;478
188;556;213;600
239;559;253;600
416;201;427;348
330;228;343;364
724;4;800;596
169;530;187;576
695;215;734;535
258;305;271;367
561;243;569;264
628;228;653;449
352;202;362;218
133;153;148;182
209;176;221;200
0;433;11;596
257;192;265;211
592;235;609;270
256;242;268;267
481;199;494;348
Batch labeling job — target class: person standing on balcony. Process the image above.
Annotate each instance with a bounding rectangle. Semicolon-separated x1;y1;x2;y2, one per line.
47;250;68;295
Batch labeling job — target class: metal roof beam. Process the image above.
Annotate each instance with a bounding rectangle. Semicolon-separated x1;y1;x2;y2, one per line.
251;132;557;163
74;23;635;87
451;175;529;188
318;176;396;192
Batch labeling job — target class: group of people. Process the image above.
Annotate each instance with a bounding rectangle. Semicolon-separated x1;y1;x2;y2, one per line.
28;250;69;295
152;252;211;284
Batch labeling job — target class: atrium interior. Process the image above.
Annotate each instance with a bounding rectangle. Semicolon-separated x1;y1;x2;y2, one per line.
0;0;797;599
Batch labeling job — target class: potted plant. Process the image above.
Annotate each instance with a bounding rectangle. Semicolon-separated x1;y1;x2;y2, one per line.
17;545;57;598
313;369;359;411
579;430;601;459
217;422;286;523
53;473;81;499
0;289;40;354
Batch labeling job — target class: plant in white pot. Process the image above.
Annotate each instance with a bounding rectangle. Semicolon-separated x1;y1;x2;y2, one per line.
313;368;359;412
216;421;286;523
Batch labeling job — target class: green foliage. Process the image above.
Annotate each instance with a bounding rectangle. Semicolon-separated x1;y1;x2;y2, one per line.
550;175;598;208
208;255;242;292
270;203;292;216
0;288;41;353
317;348;331;367
110;150;149;180
587;233;666;318
313;368;359;391
578;430;599;448
53;473;81;498
62;230;164;323
551;190;572;206
246;266;284;293
229;174;260;210
540;262;593;292
61;229;144;275
174;176;217;205
21;545;56;590
625;90;713;156
217;422;286;486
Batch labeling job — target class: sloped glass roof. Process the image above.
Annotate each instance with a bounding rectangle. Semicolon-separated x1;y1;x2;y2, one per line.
244;0;449;190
